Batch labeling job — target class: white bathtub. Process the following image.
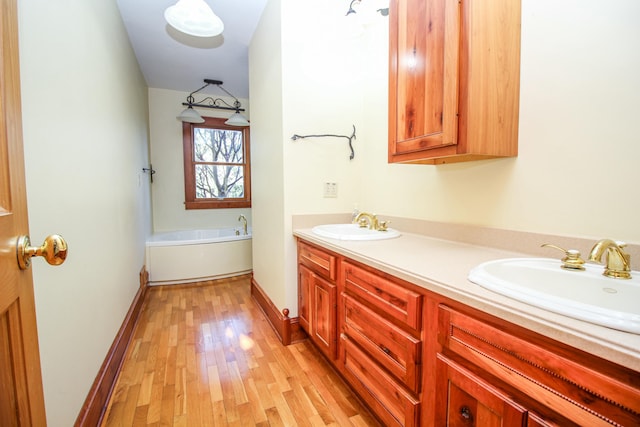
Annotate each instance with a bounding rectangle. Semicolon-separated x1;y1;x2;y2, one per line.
145;228;252;285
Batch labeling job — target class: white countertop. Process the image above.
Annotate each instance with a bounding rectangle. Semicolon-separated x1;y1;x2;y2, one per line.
294;228;640;371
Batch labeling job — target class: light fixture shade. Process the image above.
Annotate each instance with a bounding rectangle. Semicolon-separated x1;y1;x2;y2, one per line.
177;107;205;123
164;0;224;37
225;112;250;126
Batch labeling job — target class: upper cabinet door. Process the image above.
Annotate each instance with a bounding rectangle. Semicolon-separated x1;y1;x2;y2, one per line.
388;0;521;165
388;0;460;158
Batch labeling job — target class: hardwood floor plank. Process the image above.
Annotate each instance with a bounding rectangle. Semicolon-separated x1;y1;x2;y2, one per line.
264;406;285;427
282;389;313;427
267;383;297;426
118;383;140;427
287;375;318;419
207;364;223;402
136;372;154;406
303;383;336;425
132;405;148;427
159;385;175;426
101;277;380;426
243;377;268;424
211;399;227;427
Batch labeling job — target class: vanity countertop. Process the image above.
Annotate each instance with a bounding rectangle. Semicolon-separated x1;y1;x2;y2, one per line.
293;228;640;371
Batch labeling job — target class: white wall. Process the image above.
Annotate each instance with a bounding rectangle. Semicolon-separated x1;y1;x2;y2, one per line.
249;0;287;310
359;0;640;243
18;0;151;425
148;87;252;232
250;0;640;317
250;0;367;314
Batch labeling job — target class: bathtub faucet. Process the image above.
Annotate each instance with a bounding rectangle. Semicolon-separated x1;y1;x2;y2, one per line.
238;214;248;235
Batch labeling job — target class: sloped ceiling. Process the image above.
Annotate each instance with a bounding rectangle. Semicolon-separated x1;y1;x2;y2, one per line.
116;0;268;99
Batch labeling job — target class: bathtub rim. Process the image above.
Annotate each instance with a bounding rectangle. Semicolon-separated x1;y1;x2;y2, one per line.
146;227;252;247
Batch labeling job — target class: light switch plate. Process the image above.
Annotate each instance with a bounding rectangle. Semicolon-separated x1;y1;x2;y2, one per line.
323;182;337;198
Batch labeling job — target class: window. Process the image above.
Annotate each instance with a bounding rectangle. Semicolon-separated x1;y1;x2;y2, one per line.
182;117;251;209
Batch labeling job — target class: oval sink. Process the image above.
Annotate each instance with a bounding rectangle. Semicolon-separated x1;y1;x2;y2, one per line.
469;258;640;334
312;223;400;241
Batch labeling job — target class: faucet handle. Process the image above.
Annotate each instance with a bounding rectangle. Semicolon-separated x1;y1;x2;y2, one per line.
378;220;391;231
377;220;390;231
541;243;586;270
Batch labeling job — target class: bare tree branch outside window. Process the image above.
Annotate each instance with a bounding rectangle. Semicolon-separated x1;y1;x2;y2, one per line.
193;128;244;199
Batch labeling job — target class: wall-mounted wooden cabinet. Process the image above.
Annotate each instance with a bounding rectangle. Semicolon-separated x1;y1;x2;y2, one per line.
388;0;521;165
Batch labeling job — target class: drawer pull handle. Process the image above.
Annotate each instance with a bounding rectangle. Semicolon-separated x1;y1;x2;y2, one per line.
460;406;473;421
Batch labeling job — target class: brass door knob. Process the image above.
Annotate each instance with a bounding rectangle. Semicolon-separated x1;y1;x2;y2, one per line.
17;235;68;270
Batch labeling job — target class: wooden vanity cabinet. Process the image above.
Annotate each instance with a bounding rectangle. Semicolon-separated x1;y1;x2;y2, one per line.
388;0;521;165
297;241;338;360
436;304;640;426
340;261;423;427
296;238;640;426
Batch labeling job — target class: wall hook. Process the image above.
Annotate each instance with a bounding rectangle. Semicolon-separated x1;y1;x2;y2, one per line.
291;125;357;160
142;165;156;183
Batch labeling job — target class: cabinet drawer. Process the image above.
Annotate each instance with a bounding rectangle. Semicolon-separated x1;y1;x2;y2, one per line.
342;336;420;427
343;295;421;393
298;241;336;281
343;261;422;330
439;305;640;426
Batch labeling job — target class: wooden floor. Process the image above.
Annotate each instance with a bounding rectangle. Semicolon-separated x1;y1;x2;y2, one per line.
101;275;380;426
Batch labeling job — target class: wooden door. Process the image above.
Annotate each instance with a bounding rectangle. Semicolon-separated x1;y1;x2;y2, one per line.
0;0;48;424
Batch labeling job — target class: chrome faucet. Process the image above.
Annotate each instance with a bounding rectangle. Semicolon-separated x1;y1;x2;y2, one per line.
238;214;248;235
588;239;631;279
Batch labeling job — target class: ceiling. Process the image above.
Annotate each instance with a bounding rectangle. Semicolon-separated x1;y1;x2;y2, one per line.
116;0;269;99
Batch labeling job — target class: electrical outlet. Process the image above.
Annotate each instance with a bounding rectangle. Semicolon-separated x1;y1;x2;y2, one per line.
323;182;338;198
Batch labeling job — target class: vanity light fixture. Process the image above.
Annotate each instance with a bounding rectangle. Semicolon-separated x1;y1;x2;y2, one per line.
164;0;224;37
177;79;249;126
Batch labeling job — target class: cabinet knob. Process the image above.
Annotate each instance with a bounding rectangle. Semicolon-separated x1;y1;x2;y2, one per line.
460;406;473;422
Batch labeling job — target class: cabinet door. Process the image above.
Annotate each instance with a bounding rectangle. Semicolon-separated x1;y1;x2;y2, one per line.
388;0;461;161
435;354;528;427
389;0;520;164
439;305;640;426
312;274;337;360
298;264;313;333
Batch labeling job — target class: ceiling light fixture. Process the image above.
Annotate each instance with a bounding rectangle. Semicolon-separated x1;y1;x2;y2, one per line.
177;79;249;126
164;0;224;37
345;0;389;17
